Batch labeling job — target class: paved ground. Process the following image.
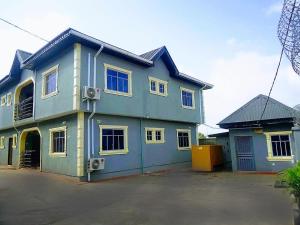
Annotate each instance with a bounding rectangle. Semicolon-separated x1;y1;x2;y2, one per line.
0;169;293;225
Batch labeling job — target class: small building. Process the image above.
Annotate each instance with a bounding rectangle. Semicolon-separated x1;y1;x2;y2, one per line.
218;94;300;172
0;28;213;180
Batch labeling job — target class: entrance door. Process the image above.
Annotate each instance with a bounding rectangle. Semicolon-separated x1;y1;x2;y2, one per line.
8;138;13;165
235;136;255;171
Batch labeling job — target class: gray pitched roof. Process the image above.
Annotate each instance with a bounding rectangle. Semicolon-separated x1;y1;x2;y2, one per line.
140;46;164;60
16;50;32;62
218;94;300;126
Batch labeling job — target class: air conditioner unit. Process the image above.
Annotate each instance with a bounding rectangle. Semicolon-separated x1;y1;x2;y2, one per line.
83;86;100;100
88;158;105;171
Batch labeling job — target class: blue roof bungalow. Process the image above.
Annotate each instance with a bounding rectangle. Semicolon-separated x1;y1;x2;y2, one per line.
0;28;212;180
218;94;300;172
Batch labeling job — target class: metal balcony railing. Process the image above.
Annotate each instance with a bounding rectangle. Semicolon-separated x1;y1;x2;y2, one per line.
14;97;33;121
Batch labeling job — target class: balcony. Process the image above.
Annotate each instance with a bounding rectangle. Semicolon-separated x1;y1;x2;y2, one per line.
14;97;33;121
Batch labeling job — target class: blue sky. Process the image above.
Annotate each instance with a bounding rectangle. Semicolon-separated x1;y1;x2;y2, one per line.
1;0;299;134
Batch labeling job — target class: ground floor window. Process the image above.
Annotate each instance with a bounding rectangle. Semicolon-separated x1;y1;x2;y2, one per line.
177;129;191;150
265;131;292;161
12;134;17;149
49;126;67;156
0;136;4;149
145;128;165;144
99;125;128;155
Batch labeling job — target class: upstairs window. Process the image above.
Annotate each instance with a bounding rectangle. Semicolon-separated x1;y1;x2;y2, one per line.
49;126;66;156
1;95;6;106
145;128;165;144
177;129;191;150
104;64;132;97
181;87;195;109
6;93;12;106
42;65;59;98
149;76;168;96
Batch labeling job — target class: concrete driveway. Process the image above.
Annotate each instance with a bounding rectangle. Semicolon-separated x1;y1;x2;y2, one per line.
0;169;293;225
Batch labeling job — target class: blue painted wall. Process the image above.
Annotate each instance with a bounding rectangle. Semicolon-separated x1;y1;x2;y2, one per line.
229;125;297;172
85;114;196;180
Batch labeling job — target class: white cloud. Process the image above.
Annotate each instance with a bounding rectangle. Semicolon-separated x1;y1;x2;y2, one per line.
266;1;283;15
199;51;300;136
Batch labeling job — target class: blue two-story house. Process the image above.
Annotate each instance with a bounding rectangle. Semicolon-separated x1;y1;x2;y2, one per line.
0;28;212;180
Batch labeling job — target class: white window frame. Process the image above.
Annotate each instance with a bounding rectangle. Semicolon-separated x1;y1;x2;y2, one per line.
180;87;195;110
264;131;293;161
1;95;6;107
148;76;168;96
49;126;67;157
6;93;12;106
42;64;59;99
99;125;129;155
104;64;132;97
0;136;5;149
177;129;192;150
12;134;17;149
145;127;165;144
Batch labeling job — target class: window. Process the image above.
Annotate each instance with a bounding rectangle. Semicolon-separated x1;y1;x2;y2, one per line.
42;65;59;98
12;134;17;149
104;64;132;96
181;87;195;109
1;95;6;106
49;126;66;156
6;93;12;106
0;136;4;149
177;129;191;150
265;131;293;161
100;125;128;155
145;128;165;144
148;76;168;96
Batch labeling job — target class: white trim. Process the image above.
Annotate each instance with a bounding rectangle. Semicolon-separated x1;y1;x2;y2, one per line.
104;63;132;97
6;93;12;106
1;95;6;106
148;76;168;97
176;129;192;150
99;125;128;155
12;134;17;149
49;126;67;157
264;131;293;161
145;127;165;144
42;64;59;99
0;136;4;149
180;87;195;110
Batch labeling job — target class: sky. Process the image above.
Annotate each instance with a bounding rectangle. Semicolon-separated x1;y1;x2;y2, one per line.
1;0;300;135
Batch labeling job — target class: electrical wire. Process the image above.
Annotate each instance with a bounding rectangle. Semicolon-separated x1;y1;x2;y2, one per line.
259;0;297;123
202;123;224;130
0;17;49;42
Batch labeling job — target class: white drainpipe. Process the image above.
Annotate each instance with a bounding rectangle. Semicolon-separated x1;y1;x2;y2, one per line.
87;45;104;182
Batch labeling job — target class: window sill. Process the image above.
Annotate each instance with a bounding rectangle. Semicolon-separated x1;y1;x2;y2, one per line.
178;147;191;151
149;91;168;97
182;105;195;110
100;150;128;156
266;157;293;161
104;89;132;97
145;141;165;144
49;152;67;157
42;91;58;100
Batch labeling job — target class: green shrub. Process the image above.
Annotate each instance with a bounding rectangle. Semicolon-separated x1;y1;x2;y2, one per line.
282;162;300;197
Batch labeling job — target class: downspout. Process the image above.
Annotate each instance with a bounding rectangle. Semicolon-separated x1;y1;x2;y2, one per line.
197;85;207;143
87;45;104;182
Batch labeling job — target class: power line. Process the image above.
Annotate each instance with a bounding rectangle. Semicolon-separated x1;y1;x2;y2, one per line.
202;123;224;130
259;0;297;122
0;17;49;42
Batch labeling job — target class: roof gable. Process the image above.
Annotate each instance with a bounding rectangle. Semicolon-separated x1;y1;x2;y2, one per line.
218;94;300;127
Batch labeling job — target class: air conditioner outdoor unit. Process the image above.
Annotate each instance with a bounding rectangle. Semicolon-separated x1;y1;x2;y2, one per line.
83;86;100;100
88;158;105;171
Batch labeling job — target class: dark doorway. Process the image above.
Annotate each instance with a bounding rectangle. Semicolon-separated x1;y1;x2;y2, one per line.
23;131;40;168
8;138;13;165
